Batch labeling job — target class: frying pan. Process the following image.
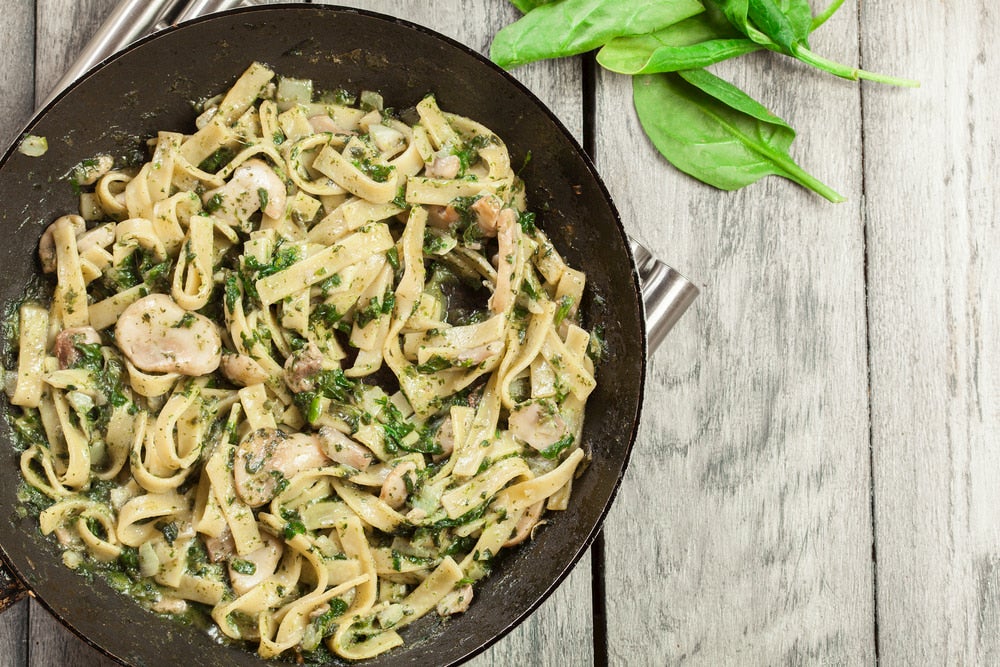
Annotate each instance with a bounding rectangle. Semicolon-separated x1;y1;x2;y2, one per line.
0;5;694;665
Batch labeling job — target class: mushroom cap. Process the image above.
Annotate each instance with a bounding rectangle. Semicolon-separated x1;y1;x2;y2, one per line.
114;293;222;375
233;428;329;507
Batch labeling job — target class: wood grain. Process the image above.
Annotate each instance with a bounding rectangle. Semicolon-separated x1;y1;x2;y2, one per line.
862;1;1000;663
16;0;1000;666
593;2;874;663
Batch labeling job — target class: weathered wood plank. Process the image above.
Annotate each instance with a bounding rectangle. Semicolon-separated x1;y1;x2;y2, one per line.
594;2;874;663
863;1;1000;663
0;1;35;148
314;2;592;664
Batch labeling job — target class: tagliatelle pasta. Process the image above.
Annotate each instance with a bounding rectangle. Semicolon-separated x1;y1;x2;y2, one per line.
5;62;599;660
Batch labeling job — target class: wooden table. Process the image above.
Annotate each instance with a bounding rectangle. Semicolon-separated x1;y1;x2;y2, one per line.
1;1;995;665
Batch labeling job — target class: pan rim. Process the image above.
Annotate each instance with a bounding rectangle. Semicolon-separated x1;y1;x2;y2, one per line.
0;4;650;665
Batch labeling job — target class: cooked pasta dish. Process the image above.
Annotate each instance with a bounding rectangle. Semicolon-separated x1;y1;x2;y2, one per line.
5;62;599;660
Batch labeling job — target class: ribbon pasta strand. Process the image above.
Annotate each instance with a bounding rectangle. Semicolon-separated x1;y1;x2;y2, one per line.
7;62;600;663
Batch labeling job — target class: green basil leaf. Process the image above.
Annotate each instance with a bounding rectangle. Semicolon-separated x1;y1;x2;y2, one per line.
490;0;704;69
597;12;761;75
633;70;844;202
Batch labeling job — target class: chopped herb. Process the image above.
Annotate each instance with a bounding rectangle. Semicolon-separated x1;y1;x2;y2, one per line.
540;434;574;460
392;184;408;209
587;325;605;364
554;295;574;326
224;273;242;312
118;546;141;578
521;278;539;300
354;289;395;328
230;559;257;575
283;518;307;540
197;147;234;173
352;157;394;183
310;303;343;329
204;193;224;213
257;188;269;212
156;521;179;545
385;246;400;271
517;210;537;234
416;355;453;374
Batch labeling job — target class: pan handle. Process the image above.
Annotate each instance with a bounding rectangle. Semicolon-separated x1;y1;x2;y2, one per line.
0;560;29;614
629;237;699;354
39;0;256;109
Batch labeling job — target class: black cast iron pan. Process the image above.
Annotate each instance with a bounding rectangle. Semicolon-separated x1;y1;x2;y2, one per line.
0;5;646;665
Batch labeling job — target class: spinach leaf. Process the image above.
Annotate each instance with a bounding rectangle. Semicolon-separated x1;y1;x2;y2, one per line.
597;10;761;75
778;0;815;44
595;0;811;75
633;69;844;202
747;0;805;50
491;0;705;69
705;0;918;86
810;0;845;32
510;0;557;14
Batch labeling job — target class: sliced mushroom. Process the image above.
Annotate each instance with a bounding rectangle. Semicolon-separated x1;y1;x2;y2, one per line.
432;416;455;462
38;214;86;273
317;426;374;471
379;461;418;510
308;114;347;135
470;195;503;237
220;352;269;387
115;294;222;376
368;123;406;156
203;158;287;225
283;341;324;393
427;204;459;230
73;154;114;186
204;526;236;563
508;400;570;452
503;501;545;547
436;584;473;616
233;428;330;507
53;326;102;369
424;152;461;179
151;597;188;615
228;532;283;596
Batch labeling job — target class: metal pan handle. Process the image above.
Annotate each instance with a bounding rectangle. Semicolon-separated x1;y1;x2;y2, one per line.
40;0;255;108
629;237;699;354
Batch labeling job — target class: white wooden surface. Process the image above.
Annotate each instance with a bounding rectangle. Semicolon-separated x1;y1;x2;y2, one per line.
1;1;998;666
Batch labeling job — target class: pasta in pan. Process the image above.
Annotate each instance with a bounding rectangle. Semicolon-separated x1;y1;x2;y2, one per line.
5;62;599;660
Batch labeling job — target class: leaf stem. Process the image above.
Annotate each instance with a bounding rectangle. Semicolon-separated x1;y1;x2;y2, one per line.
765;147;846;203
791;44;920;87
